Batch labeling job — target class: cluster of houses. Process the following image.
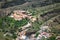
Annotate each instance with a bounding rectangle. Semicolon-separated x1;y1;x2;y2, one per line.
16;29;27;40
2;10;59;40
8;10;60;40
9;10;37;40
16;26;51;40
9;10;51;40
37;26;50;40
9;10;36;22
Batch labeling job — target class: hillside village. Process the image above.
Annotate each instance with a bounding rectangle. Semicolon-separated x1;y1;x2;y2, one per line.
8;10;52;40
0;0;60;40
0;6;60;40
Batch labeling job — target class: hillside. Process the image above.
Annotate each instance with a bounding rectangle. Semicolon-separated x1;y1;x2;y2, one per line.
0;0;60;40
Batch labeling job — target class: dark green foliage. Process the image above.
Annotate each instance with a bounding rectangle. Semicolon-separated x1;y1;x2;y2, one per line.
35;32;40;37
12;33;17;39
41;36;46;40
0;16;29;39
28;8;38;16
48;35;56;40
3;16;28;28
32;21;40;31
0;16;29;34
14;18;29;27
0;18;3;28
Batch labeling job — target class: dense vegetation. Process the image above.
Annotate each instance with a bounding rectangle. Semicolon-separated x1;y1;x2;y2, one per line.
0;17;29;39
